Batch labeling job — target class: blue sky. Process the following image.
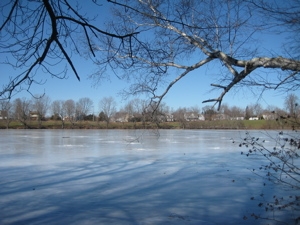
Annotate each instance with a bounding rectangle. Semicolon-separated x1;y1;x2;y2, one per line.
1;1;299;113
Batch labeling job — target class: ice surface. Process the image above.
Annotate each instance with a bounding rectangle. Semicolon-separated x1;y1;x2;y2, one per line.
0;130;295;224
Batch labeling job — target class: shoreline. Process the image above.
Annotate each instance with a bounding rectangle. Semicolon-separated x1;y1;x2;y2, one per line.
0;119;293;130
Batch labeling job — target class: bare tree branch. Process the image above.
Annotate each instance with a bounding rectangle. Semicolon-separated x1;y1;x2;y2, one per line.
93;0;300;112
0;0;138;99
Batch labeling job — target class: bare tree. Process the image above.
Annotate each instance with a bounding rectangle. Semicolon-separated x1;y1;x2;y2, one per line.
123;98;142;122
76;97;94;120
99;96;117;127
189;106;201;115
253;103;264;118
0;100;13;128
219;104;245;118
32;95;51;128
0;0;137;99
229;106;244;118
122;101;135;121
51;100;66;128
147;101;170;123
63;99;76;127
12;98;31;128
219;104;231;116
173;107;188;128
122;98;152;125
284;93;299;117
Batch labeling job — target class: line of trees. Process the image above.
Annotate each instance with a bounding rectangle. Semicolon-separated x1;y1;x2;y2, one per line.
0;93;298;129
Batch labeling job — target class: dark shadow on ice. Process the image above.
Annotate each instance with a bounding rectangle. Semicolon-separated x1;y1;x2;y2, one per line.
0;153;292;225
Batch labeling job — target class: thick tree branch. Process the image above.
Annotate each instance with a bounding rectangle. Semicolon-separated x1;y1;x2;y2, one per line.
203;52;300;109
0;0;138;99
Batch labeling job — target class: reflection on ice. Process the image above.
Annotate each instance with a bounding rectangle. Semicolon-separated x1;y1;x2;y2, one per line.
0;130;296;225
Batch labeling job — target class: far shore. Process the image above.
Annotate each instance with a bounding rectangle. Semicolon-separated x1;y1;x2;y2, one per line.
0;119;294;130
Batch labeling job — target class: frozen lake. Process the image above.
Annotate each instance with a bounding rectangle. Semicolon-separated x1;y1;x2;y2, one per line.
0;129;294;224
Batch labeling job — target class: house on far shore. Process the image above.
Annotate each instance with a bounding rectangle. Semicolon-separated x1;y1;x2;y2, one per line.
0;110;8;120
184;112;205;121
262;112;277;120
249;116;259;120
230;116;244;120
114;112;130;123
29;111;39;121
164;114;174;122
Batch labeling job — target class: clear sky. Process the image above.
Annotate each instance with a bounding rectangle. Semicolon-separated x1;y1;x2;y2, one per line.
1;1;299;113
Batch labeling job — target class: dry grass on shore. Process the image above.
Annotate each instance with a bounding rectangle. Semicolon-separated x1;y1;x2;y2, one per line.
0;119;291;130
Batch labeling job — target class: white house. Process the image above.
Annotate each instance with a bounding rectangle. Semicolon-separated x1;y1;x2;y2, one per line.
262;113;277;120
184;112;205;121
